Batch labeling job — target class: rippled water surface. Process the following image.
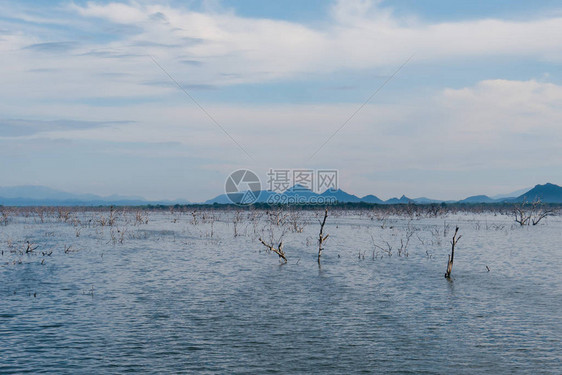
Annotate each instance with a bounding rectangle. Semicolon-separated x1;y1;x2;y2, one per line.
1;209;561;374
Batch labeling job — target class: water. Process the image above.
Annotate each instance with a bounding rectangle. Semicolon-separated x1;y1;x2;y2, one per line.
1;209;561;374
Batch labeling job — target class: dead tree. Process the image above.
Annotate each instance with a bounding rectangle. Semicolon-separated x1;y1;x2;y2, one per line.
397;221;417;257
233;210;243;237
445;226;461;279
532;210;553;225
25;241;38;254
513;198;554;226
288;210;304;233
259;238;287;263
513;200;531;226
371;238;393;257
317;208;329;264
531;199;554;225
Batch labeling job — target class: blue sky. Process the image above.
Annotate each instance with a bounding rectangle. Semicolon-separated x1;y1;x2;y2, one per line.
1;0;561;201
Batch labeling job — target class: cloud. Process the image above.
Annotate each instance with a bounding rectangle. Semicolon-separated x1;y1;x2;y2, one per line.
71;2;148;24
23;41;78;53
140;79;216;90
0;119;133;137
63;0;562;84
179;59;203;66
442;79;562;137
2;0;562;103
12;79;561;168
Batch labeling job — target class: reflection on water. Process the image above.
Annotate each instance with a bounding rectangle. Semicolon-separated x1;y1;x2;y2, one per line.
0;210;561;374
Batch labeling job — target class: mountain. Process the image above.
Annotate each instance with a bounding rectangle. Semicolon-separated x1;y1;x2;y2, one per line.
284;184;320;199
360;194;384;204
205;186;363;204
204;189;275;204
383;195;412;204
0;185;190;206
0;185;135;201
322;189;361;203
204;193;238;204
514;183;562;203
458;195;497;204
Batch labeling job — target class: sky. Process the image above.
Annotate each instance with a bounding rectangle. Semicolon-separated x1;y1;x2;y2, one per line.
1;0;561;201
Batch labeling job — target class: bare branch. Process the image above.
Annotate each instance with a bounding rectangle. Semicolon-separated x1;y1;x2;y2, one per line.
318;208;329;264
259;237;287;263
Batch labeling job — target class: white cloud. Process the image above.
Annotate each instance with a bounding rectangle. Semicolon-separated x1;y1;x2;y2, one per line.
2;0;562;98
70;0;562;73
5;79;561;175
71;2;148;24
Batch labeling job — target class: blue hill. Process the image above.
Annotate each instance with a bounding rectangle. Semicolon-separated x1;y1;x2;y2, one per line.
0;185;190;206
321;189;361;203
384;195;412;204
459;195;497;204
360;194;384;204
515;183;562;203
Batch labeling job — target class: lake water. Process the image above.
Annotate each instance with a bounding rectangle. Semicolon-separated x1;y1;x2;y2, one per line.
1;208;561;374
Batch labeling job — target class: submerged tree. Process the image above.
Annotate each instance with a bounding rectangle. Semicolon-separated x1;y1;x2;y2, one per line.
258;209;289;263
317;208;329;265
512;198;554;226
259;237;287;263
529;199;554;225
445;226;461;279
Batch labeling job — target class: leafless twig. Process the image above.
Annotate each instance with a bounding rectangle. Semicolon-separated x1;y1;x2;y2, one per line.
317;208;329;264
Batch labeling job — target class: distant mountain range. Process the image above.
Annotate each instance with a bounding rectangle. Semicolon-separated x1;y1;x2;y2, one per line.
0;183;561;206
204;185;439;205
0;185;190;206
204;183;562;205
